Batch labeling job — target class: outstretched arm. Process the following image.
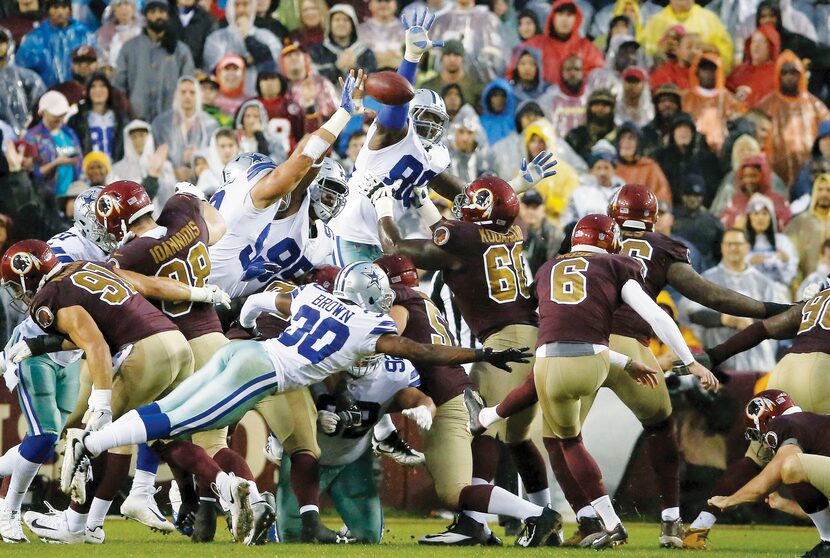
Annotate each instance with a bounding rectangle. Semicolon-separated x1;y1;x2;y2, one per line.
376;214;460;270
376;334;530;372
707;303;803;367
112;268;230;306
708;445;801;510
668;262;791;319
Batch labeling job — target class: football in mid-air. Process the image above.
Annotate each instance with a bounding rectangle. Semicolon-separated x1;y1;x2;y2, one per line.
365;71;415;106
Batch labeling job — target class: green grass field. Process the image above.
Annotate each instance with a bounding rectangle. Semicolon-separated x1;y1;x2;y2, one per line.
0;517;819;557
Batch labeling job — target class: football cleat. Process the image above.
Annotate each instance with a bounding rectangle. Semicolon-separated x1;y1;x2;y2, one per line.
120;487;175;533
263;435;283;465
0;507;28;543
85;525;105;544
562;516;604;548
225;476;253;543
245;493;276;546
463;388;486;436
515;507;562;547
419;514;487;546
60;428;91;504
591;522;629;550
801;540;830;558
372;431;425;467
23;504;82;544
659;517;684;548
191;499;218;543
682;527;710;549
300;509;349;543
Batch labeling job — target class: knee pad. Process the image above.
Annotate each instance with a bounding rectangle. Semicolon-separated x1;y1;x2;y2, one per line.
19;434;58;463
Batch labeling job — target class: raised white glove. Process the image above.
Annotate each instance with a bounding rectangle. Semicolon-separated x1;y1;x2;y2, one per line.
508;151;558;193
409;184;428;208
6;340;32;364
87;389;113;431
239;291;279;328
190;284;231;308
317;410;340;434
402;405;433;430
402;8;443;63
174;181;207;202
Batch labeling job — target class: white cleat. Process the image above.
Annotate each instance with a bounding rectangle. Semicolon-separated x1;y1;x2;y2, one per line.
0;506;29;543
263;435;283;465
23;504;82;544
224;476;253;543
120;487;175;533
61;428;90;504
85;525;105;544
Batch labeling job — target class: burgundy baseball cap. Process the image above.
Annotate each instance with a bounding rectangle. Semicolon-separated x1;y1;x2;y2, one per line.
72;45;98;61
622;66;647;82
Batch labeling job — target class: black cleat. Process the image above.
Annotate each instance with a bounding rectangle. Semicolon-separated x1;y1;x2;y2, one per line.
484;530;503;546
591;522;629;550
191;499;218;543
515;507;562;547
419;514;487;546
463;388;487;436
802;540;830;558
372;431;424;466
562;516;604;548
659;517;684;548
300;509;349;543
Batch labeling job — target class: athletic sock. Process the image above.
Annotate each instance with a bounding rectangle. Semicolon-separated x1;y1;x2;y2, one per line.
5;455;40;511
0;445;20;477
130;470;157;494
87;498;113;529
690;511;717;530
527;489;551;507
373;414;396;440
576;505;598;519
478;407;502;429
808;507;830;542
486;486;543;520
591;495;621;530
65;509;87;533
85;411;148;455
662;507;681;522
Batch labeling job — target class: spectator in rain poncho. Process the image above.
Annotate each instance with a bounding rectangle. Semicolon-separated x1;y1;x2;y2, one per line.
785;174;830;281
725;23;780;109
548;53;588;139
590;0;661;44
734;0;818;60
202;0;282;95
720;154;791;230
446;105;492;183
0;26;45;136
169;0;217;68
584;34;644;100
196;127;241;196
308;4;377;85
431;0;508;82
792;121;830;209
479;78;517;147
110;118;176;207
96;0;143;68
614;121;671;203
214;53;249;116
506;46;551;104
615;66;652;127
233;98;287;162
743;192;799;287
151;75;219;180
562;139;623;226
279;42;338;134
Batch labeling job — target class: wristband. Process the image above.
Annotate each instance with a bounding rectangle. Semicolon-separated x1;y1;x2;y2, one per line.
320;108;351;138
188;286;208;302
474;348;487;362
26;334;66;356
375;196;395;220
89;389;112;409
301;135;331;162
608;349;630;370
763;301;793;318
416;197;442;227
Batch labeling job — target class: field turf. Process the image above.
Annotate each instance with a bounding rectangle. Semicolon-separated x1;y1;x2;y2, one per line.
1;517;818;557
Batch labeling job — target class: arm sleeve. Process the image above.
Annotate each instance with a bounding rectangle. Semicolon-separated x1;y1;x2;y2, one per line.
621;279;694;365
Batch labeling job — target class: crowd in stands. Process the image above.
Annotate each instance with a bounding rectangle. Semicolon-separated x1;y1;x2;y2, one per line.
1;0;830;366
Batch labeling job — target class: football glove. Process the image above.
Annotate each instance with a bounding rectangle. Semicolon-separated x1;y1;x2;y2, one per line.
402;7;443;62
190;284;231;308
317;410;340;435
174;181;207;202
402;405;433;430
476;346;532;372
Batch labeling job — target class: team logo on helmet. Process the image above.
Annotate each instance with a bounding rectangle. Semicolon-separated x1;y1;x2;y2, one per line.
96;194;118;218
361;268;382;288
10;252;35;276
472;188;494;217
35;306;54;328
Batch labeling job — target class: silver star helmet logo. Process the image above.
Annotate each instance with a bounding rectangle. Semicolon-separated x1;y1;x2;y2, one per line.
362;269;381;288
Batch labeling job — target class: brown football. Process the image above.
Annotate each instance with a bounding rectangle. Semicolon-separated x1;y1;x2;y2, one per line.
364;71;415;106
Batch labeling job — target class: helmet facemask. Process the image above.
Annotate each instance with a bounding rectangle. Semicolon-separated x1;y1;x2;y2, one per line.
310;178;348;223
410;99;449;146
348;354;384;378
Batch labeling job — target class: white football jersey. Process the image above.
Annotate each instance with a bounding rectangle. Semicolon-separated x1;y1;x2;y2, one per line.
208;156;281;298
6;226;106;368
329;120;450;246
232;194;337;297
318;355;420;467
262;284;398;391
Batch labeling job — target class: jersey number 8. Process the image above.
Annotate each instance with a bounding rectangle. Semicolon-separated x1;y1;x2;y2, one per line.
156;243;211;318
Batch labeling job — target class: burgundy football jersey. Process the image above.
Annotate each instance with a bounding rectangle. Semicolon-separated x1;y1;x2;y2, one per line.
536;252;645;347
435;221;538;342
611;231;691;344
108;194;222;340
392;284;472;406
30;260;177;352
790;284;830;354
767;412;830;457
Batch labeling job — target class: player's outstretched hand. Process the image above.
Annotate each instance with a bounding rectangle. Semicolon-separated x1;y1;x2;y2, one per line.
402;7;443;62
689;361;719;391
317;410;340;434
516;151;557;191
190;284;232;308
625;359;659;388
338;69;366;116
6;340;32;364
707;495;732;510
403;405;433;430
477;347;532;372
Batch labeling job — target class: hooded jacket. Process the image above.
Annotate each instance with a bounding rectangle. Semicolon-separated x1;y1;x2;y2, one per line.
446;105;492;183
721;154;791;229
96;0;144;68
792;120;830;203
641;84;682;154
785;173;830;280
169;1;218;68
725;23;781;108
480;78;518;146
522;119;580;223
517;0;604;86
308;4;377;85
507;47;551;103
565;90;618;162
280;46;339;131
111;119;175;206
614;122;671;203
743;192;799;286
589;0;662;45
757;50;830;187
0;27;45;136
196;127;235;196
15;17;96;88
681;52;745;155
233;98;287;161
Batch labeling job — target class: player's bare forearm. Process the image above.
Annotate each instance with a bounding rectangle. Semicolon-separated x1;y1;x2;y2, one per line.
252;136;317;207
761;303;802;339
395;387;436;415
378;216;460;270
376;334;477;366
202;201;226;246
668;263;768;318
113;268;193;302
720;448;796;507
56;306;113;390
428;172;465;200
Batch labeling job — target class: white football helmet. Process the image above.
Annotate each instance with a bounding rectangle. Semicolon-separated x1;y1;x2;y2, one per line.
410;89;449;145
73;186;115;252
309;158;348;223
333;261;394;314
222;152;291;211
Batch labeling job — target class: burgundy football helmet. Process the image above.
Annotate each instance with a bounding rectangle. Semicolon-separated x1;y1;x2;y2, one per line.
95;180;154;244
303;265;341;293
571;214;622;253
745;389;797;448
374;255;419;287
0;239;59;309
608;184;658;231
453;177;519;232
